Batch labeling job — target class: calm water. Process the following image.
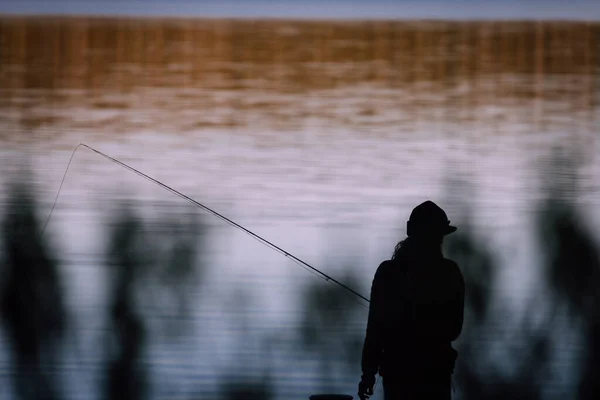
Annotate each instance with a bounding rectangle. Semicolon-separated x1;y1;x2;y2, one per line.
0;17;599;399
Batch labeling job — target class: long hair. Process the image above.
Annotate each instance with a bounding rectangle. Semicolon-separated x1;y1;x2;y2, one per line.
391;235;443;262
391;237;413;261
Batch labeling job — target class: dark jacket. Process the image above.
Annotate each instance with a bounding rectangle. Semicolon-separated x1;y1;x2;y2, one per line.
361;255;465;379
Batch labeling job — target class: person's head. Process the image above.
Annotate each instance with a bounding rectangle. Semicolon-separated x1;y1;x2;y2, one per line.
407;200;456;241
392;200;457;259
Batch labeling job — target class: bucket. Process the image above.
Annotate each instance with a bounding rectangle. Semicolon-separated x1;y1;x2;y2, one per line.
309;395;353;400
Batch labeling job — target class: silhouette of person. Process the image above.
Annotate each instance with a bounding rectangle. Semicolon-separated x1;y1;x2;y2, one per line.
358;201;465;400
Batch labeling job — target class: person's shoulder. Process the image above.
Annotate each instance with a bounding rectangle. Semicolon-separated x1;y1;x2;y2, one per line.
443;258;460;270
378;259;395;268
443;258;464;283
374;259;395;277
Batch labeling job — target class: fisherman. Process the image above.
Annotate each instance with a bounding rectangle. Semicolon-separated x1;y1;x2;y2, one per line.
358;201;465;400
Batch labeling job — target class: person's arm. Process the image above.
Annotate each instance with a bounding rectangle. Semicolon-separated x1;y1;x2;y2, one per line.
361;262;387;378
447;262;465;342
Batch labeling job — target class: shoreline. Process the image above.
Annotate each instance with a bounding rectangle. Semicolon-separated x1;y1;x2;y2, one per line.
0;14;598;24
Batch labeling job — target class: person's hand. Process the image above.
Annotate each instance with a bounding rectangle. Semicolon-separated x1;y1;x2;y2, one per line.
358;375;376;400
449;347;458;374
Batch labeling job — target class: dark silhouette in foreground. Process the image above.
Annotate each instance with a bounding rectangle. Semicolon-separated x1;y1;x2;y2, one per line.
0;181;66;400
359;201;465;400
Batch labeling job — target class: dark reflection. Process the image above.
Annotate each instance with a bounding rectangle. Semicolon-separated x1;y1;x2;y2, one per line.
536;149;600;400
299;268;363;394
443;175;557;399
0;179;66;400
2;151;600;400
103;204;204;400
142;209;203;340
446;213;550;400
104;206;148;400
211;286;274;400
218;377;273;400
441;148;600;400
442;182;499;399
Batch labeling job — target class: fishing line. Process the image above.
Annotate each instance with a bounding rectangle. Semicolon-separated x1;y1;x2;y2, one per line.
41;143;83;236
43;143;370;306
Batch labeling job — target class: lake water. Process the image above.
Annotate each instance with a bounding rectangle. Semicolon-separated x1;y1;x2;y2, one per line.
0;17;599;400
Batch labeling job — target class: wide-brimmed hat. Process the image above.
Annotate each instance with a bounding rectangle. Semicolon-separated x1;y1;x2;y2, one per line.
406;200;457;237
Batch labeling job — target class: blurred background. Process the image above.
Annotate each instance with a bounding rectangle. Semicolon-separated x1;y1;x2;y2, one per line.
0;1;599;399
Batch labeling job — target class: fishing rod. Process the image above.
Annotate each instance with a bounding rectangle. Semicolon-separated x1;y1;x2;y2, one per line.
43;143;370;305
